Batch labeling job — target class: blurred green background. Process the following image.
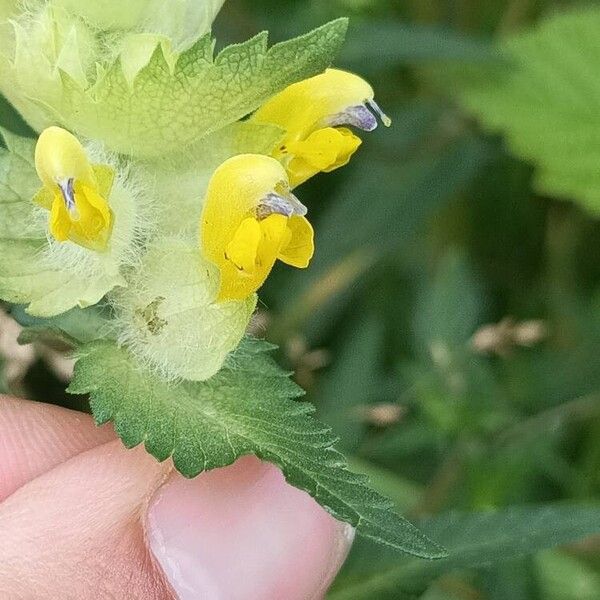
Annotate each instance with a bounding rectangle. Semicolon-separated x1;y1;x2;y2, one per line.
3;0;600;598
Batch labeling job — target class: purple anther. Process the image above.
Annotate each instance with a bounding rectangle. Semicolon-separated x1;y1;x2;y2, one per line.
257;191;308;220
58;178;79;218
326;104;378;132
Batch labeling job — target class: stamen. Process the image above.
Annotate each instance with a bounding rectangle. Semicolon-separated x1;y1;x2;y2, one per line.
58;178;80;220
367;99;392;127
256;191;308;220
326;105;378;132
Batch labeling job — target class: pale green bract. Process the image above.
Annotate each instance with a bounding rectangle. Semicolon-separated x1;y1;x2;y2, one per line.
0;3;348;157
441;8;600;214
54;0;226;45
55;19;348;158
0;129;145;317
112;236;257;381
68;338;446;558
137;121;284;235
0;0;16;19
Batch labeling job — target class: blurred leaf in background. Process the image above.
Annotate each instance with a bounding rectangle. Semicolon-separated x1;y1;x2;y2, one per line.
437;8;600;214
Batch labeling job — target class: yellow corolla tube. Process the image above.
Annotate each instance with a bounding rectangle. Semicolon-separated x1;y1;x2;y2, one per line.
34;127;114;251
252;68;391;187
201;154;314;301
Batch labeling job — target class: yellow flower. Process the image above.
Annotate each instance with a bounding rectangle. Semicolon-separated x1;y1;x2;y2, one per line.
34;127;114;251
200;154;314;301
252;68;391;187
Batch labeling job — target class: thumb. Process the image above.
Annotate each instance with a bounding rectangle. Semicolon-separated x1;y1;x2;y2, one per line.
148;456;354;600
0;400;353;599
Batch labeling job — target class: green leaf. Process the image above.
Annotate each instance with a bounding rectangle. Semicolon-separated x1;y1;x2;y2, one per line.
536;550;600;600
413;250;484;352
39;18;348;158
68;338;446;558
340;21;497;72
442;8;600;213
316;317;384;452
11;304;114;347
480;558;537;600
330;504;600;599
0;129;143;317
347;457;423;514
0;94;34;137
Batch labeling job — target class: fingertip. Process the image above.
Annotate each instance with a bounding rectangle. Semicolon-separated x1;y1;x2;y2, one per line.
0;395;115;500
0;440;171;599
146;456;354;600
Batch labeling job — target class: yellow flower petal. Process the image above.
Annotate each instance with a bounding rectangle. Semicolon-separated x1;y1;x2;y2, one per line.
225;217;262;274
66;182;113;251
33;127;114;251
258;214;290;265
286;127;362;187
50;194;71;241
202;154;289;264
252;69;389;186
35;126;96;191
200;154;315;302
278;216;314;268
217;214;290;302
253;69;375;142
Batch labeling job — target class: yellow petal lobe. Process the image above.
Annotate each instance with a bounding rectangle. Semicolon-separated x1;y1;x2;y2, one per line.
225;217;262;274
50;194;71;241
278;216;314;268
68;183;113;251
286;127;362;187
257;214;290;267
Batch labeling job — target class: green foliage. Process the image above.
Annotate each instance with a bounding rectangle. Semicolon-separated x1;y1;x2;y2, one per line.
441;8;600;213
316;317;383;452
331;505;600;599
536;550;600;600
11;304;113;347
44;18;348;157
67;338;445;558
340;21;498;72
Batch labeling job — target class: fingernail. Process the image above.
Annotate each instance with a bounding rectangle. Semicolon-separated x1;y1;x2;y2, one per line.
146;456;354;600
